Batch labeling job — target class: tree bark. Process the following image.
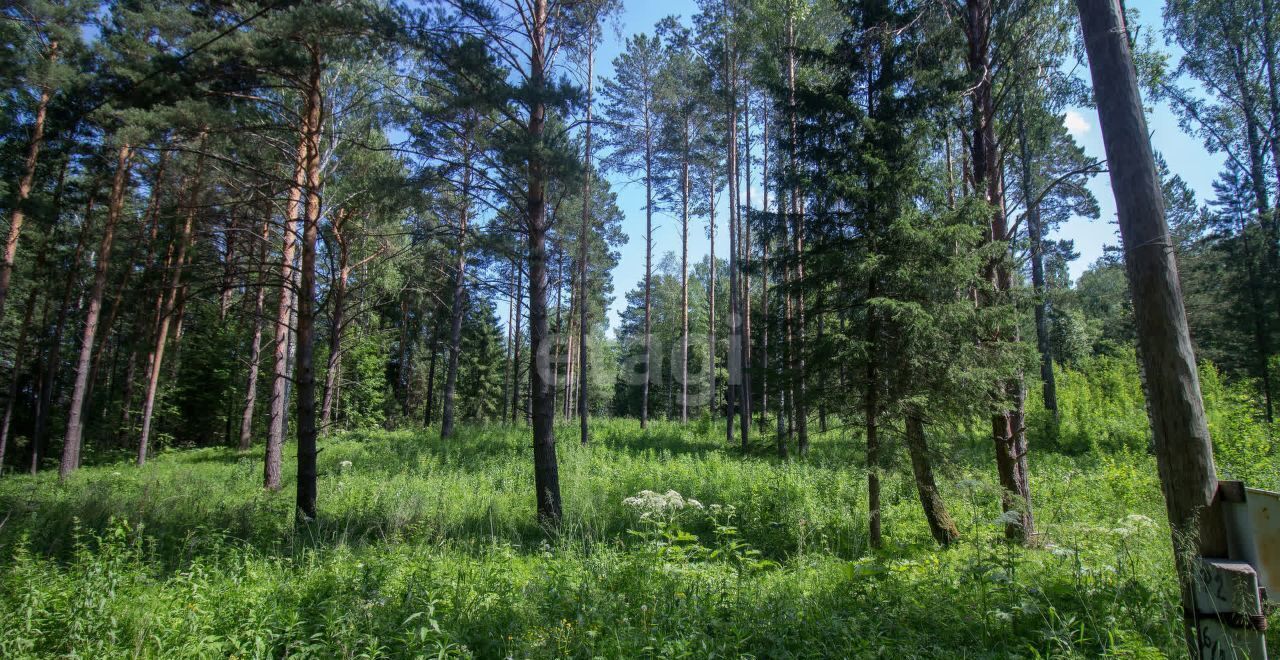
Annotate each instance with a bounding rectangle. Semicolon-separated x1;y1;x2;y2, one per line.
442;143;473;440
425;315;441;426
240;217;272;451
906;412;960;546
1077;1;1229;652
34;182;95;473
60;143;133;480
708;180;718;418
725;0;739;448
0;259;43;474
320;212;351;431
1226;40;1277;423
265;95;313;491
761;104;771;432
504;261;514;422
578;33;595;444
1018;99;1058;417
642;87;654;430
740;85;752;449
786;9;809;455
0;42;56;327
681;120;691;424
295;44;324;522
511;262;523;424
137;140;205;466
1261;0;1280;267
966;0;1034;542
526;0;563;525
866;280;882;549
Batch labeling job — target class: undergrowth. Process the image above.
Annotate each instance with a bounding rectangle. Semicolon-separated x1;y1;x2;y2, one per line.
0;417;1275;658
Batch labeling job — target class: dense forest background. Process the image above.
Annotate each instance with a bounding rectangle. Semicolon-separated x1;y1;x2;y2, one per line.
1;0;1274;484
0;0;1277;655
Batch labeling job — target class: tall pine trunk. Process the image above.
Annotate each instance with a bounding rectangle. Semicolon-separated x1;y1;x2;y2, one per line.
295;44;324;521
641;98;654;430
578;33;595;444
680;122;691;424
34;184;95;473
320;212;351;431
708;180;718;418
725;0;739;448
240;217;271;450
527;0;562;524
61;143;133;480
265;97;313;491
966;0;1034;542
740;86;752;449
1018;100;1058;417
865;279;882;549
137;141;205;466
442;143;473;440
786;10;809;455
510;263;523;424
0;42;56;327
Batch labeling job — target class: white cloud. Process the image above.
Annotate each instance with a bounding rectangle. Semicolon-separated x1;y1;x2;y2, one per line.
1064;110;1090;138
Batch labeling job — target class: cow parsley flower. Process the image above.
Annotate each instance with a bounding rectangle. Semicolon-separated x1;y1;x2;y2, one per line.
622;489;703;515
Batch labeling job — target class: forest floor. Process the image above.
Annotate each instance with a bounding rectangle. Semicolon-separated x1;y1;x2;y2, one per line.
0;418;1275;658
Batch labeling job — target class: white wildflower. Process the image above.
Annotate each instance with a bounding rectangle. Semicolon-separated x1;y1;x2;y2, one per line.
622;489;702;515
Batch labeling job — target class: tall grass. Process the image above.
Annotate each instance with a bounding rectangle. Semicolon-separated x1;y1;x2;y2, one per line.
1027;351;1277;488
0;417;1275;657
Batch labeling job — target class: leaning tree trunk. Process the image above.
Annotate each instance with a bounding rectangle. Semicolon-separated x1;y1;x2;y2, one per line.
1077;0;1229;653
61;143;133;480
905;411;960;546
137;142;205;466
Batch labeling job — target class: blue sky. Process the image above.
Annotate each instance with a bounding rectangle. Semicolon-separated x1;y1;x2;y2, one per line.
588;0;1223;334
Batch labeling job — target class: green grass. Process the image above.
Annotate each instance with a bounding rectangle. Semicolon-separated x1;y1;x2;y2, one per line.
0;418;1274;658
